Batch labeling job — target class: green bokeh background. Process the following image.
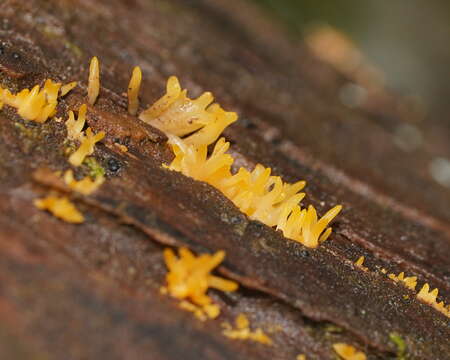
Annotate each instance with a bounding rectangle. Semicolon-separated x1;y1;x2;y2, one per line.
253;0;450;114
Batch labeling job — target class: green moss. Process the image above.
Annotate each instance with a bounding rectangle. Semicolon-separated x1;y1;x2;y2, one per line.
389;332;407;360
324;324;343;333
84;157;105;178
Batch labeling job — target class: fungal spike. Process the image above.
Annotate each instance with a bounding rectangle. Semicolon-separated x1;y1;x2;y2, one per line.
127;66;142;115
88;56;100;105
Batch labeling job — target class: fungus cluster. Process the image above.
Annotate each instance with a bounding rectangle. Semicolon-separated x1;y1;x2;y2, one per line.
161;247;238;320
221;313;272;345
417;283;450;317
388;272;417;291
147;77;342;248
354;257;449;318
0;79;70;123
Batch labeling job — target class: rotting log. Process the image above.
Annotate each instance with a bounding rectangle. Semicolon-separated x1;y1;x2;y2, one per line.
0;0;449;359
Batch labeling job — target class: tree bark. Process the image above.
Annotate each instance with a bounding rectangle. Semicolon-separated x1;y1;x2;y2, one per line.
0;1;448;359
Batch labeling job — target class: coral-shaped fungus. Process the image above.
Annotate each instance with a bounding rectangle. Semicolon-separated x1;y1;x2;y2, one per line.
222;313;272;345
388;272;417;291
34;196;84;224
162;247;238;320
140;76;237;147
147;76;342;248
66;104;87;141
0;79;70;123
417;283;450;317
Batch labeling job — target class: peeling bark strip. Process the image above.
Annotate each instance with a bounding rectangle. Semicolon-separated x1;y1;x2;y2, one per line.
0;0;449;359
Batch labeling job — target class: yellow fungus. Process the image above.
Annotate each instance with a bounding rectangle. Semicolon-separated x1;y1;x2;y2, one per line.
388;272;417;291
63;170;104;195
296;355;306;360
355;256;364;266
68;127;105;166
65;104;87;140
153;76;342;248
333;343;366;360
114;143;128;152
179;300;220;321
222;314;272;345
34;195;84;223
0;79;62;122
162;247;238;319
88;56;100;105
183;103;238;147
167;135;339;248
276;204;342;248
168;136;339;248
355;256;368;271
60;81;77;97
127;66;142;115
167;136;234;187
417;283;450;317
140;76;237;146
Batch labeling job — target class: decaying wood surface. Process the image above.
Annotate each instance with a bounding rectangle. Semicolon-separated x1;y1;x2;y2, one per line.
0;0;449;359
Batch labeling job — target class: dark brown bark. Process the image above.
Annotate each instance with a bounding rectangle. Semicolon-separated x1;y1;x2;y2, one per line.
0;0;448;359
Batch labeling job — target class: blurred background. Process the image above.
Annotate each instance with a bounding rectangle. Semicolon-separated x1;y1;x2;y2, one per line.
252;0;450;188
253;0;450;112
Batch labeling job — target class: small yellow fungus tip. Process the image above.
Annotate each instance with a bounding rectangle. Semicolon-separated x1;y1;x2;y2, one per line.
355;256;368;271
88;56;100;105
65;104;87;141
114;143;128;152
34;195;84;223
333;343;366;360
128;66;142;115
355;256;364;266
222;314;272;345
296;355;306;360
387;272;417;291
63;170;104;195
60;81;77;97
162;247;238;320
417;283;450;317
68;127;105;167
